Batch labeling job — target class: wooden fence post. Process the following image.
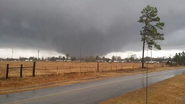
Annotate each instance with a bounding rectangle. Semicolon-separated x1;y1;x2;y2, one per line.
33;62;36;77
20;64;23;78
6;64;9;79
97;62;99;72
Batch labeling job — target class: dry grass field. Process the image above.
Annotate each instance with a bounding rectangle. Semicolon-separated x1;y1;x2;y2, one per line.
1;61;184;94
0;61;163;79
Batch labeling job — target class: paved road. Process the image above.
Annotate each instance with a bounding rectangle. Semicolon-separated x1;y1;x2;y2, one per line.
1;69;185;104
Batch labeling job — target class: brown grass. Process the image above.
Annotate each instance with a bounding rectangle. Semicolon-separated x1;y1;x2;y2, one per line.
99;74;185;104
0;61;166;78
0;61;185;95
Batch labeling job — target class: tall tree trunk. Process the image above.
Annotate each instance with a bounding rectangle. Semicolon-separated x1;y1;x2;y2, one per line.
142;40;145;68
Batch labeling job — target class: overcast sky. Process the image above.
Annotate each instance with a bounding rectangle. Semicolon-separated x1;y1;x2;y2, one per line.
0;0;185;58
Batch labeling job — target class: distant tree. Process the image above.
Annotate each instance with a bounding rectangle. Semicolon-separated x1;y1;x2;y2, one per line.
41;56;44;61
66;54;69;61
128;55;135;62
182;51;185;65
49;56;58;61
174;53;181;65
173;51;185;65
102;56;106;62
29;56;37;61
62;56;66;61
85;56;95;62
105;58;111;62
58;55;62;60
144;56;151;62
112;56;116;62
95;55;100;61
71;56;76;61
19;57;27;61
138;5;165;68
117;56;122;62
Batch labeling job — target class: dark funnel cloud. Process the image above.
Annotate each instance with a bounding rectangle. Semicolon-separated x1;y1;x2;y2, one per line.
0;0;185;56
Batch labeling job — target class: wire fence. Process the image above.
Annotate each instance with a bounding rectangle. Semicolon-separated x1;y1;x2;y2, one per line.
0;61;164;79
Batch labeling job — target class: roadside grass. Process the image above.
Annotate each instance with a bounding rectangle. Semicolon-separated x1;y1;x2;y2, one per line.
99;74;185;104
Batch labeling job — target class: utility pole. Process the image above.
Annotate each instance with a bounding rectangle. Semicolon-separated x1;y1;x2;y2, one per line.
38;49;40;61
12;48;14;59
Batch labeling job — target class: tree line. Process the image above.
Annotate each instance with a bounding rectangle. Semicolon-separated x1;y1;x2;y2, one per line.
1;54;169;63
170;51;185;66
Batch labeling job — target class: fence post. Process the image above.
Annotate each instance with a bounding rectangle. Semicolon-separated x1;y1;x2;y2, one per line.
20;64;23;78
97;62;99;72
33;62;36;77
6;64;9;79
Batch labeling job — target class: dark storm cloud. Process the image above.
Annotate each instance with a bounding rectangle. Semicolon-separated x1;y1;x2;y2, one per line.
0;0;185;56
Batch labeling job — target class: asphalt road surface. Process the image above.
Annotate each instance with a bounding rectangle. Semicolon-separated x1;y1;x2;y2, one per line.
1;68;185;104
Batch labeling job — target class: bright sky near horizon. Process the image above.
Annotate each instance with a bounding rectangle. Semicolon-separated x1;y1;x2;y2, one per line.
0;48;182;59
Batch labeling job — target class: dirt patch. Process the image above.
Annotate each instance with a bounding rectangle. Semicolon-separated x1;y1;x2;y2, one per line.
99;74;185;104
